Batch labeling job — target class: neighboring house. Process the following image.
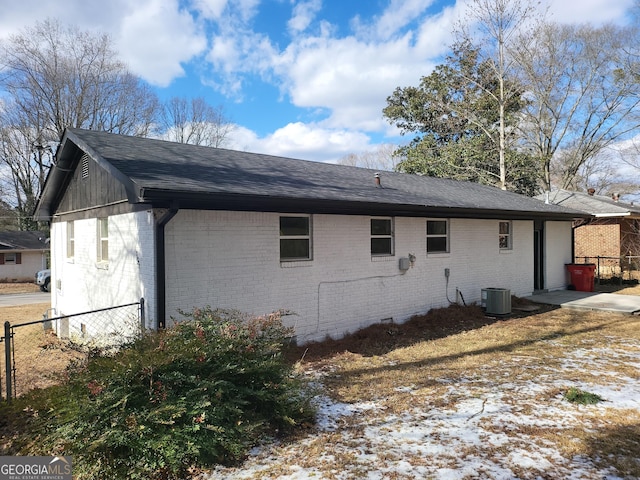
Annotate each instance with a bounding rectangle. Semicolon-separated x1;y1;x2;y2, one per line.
34;128;586;343
0;231;49;282
539;189;640;275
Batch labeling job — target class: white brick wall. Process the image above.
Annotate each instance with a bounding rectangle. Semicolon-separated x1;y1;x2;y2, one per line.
164;211;565;343
49;209;572;343
544;221;574;291
51;210;156;335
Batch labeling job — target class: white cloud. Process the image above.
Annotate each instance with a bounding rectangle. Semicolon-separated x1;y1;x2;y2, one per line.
540;0;636;24
275;33;437;131
288;0;322;34
190;0;229;19
0;0;208;88
209;35;239;70
227;122;372;162
235;0;261;22
358;0;437;40
117;0;207;87
414;1;465;56
0;0;126;40
206;28;277;96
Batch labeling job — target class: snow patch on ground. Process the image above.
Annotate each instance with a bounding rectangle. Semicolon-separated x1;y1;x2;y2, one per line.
208;339;640;479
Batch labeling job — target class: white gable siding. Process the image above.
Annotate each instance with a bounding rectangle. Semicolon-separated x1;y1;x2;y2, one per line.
544;221;574;291
50;210;156;334
164;211;543;343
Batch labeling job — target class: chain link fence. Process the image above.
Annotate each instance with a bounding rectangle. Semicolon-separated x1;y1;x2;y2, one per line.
1;299;144;399
574;256;640;285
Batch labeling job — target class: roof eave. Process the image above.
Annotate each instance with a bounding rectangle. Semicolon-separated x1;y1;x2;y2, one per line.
33;132;76;221
138;188;586;221
593;212;631;218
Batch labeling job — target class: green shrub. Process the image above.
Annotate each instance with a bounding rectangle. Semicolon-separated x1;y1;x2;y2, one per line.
563;387;604;405
11;308;315;480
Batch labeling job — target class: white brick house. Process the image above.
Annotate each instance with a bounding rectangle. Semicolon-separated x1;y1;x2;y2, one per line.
0;231;49;283
35;129;585;343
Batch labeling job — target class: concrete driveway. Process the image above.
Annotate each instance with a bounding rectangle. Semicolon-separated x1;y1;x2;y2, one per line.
526;290;640;314
0;292;50;307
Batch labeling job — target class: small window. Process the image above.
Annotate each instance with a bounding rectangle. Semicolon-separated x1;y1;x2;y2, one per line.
499;221;512;250
280;216;311;261
67;221;75;259
427;219;449;253
97;217;109;262
0;253;20;265
371;218;394;256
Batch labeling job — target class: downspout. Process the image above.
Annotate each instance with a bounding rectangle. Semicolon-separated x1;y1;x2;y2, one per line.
571;223;576;263
155;202;179;329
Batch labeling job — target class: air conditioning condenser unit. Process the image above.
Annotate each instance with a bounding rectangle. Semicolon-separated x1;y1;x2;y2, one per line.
481;288;511;315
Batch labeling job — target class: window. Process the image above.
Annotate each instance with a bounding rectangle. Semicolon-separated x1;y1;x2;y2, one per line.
97;217;109;262
2;253;19;264
427;219;449;253
371;218;394;256
499;221;512;250
280;216;311;261
67;221;75;259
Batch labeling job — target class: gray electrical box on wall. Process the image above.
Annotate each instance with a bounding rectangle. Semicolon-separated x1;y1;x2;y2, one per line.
399;257;411;271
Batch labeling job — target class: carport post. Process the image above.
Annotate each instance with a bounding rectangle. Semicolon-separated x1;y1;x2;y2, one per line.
4;321;12;400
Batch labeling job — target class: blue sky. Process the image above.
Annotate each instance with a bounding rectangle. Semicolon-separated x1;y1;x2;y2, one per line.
0;0;636;163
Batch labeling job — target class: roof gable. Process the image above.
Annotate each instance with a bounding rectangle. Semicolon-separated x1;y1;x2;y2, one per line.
36;128;587;221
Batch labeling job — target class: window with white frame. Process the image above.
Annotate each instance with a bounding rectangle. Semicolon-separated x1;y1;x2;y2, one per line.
499;221;512;250
371;217;394;256
97;217;109;262
67;221;75;259
427;219;449;253
280;215;311;261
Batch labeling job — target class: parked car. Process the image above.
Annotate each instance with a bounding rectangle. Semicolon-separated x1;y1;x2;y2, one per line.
35;269;51;292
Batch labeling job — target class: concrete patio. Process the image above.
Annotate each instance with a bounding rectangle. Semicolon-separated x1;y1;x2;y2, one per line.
525;290;640;314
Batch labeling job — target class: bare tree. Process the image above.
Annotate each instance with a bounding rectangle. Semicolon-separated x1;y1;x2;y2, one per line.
159;97;235;148
618;137;640;171
0;19;159;229
512;22;640;192
456;0;541;190
553;147;639;196
338;144;399;171
0;19;159;139
0;112;52;230
0;199;18;231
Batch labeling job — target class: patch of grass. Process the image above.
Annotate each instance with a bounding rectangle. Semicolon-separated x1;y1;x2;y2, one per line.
284;304;640;478
563;387;605;405
0;282;41;294
0;303;84;397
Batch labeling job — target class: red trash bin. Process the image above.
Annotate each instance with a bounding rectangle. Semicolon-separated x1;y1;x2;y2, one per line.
565;264;596;292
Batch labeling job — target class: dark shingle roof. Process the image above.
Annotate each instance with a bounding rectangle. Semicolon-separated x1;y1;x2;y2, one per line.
537;190;640;217
36;128;588;220
0;231;49;251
